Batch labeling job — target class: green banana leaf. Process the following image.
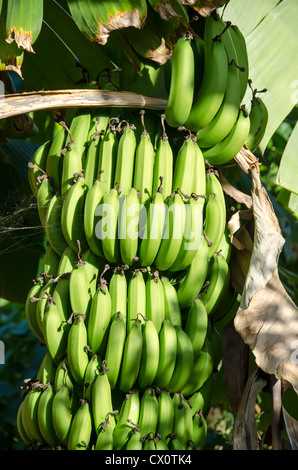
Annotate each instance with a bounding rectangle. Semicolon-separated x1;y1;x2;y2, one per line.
275;121;298;195
222;0;298;153
66;0;148;46
0;2;24;76
5;0;43;53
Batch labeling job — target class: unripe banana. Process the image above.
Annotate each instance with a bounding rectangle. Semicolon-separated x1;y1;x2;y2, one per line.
188;372;215;417
177;236;209;309
245;94;268;152
155;434;169;450
114;122;137;196
43;275;71;365
142;433;156;450
119;317;143;393
172;393;194;446
57;246;77;276
36;175;54;229
61;173;88;253
104;311;126;389
37;383;59;448
119;187;141;265
184;299;208;359
67;312;89;387
145;273;165;334
172;131;197;197
67;399;93;450
17;401;32;446
202;106;250;166
133;110;155;204
152;115;173;200
25;279;46;342
87;281;111;355
60;110;91;199
51;385;75;446
127;269;146;333
97;120;118;196
125;426;142;450
109;266;128;321
165;36;195;128
153;318;178;390
113;389;141;450
44;243;60;278
21;386;44;444
28;140;51;197
154;191;186;271
167;326;194;394
138;181;167;268
69;258;93;320
46;126;66;190
137;320;160;390
80;248;102;296
181;338;214;397
161;277;182;327
83;353;102;401
45;190;69;257
199;252;230;318
100;185;122;264
203;170;226;258
83;116;103;190
83;171;105;258
168;433;185;450
192;139;206;197
156;388;175;443
192;411;208;449
92;360;116;435
94;414;115;450
229;24;249;101
36;350;57;386
55;358;75;393
138;387;159;438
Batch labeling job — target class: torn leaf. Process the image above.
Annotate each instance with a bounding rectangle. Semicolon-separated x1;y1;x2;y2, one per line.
181;0;230;17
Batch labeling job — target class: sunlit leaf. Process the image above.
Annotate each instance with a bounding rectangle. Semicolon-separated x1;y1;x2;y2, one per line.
276;121;298;195
5;0;43;53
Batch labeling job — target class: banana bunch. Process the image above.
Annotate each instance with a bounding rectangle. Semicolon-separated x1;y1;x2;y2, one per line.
165;13;268;165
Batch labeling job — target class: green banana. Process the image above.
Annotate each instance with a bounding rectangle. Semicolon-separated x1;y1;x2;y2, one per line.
28;140;51;197
67;312;90;387
104;311;126;389
138;180;167;268
165;36;195;128
51;385;76;446
152;115;173;200
35;279;56;337
172;132;197;197
80;248;102;296
67;399;93;450
188;372;215;417
45;126;66;191
133;110;155;204
92;360;116;435
37;383;59;448
138;387;159;438
57;246;77;277
217;228;232;263
44;243;60;278
167;326;194;394
229;24;249;102
60;110;91;199
199;252;231;318
83;353;102;402
119;187;141;266
192;411;208;449
156;389;175;444
17;401;32;446
83;116;103;190
145;274;165;334
169;195;204;272
36;350;57;386
113;389;141;450
109;266;128;320
154;318;177;390
172;393;194;446
125;426;142;450
192;139;206;197
202;106;250;165
181;338;214;397
55;358;75;393
154;191;185;271
208;323;223;371
192;35;205;97
137;320;160;390
118;317;143;393
113;121;137;196
21;386;44;444
127;269;146;333
142;433;156;450
155;434;169;450
168;433;185;450
25;279;46;343
161;277;182;327
43;275;71;365
87;281;111;355
177;236;209;309
94;415;115;450
83;172;105;258
245;94;268;152
185;32;229;132
203;170;226;258
184;299;208;359
97;119;119;196
45;190;69;257
196;60;242;148
61;173;88;253
69;258;93;319
36;175;54;229
100;184;122;264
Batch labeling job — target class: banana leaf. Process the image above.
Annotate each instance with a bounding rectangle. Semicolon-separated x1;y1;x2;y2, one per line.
182;0;230;17
222;0;298;152
275;121;298;196
66;0;148;46
0;2;23;77
148;0;188;22
5;0;43;53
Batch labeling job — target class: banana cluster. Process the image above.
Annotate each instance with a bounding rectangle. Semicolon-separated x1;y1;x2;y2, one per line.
165;13;268;163
17;13;255;451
